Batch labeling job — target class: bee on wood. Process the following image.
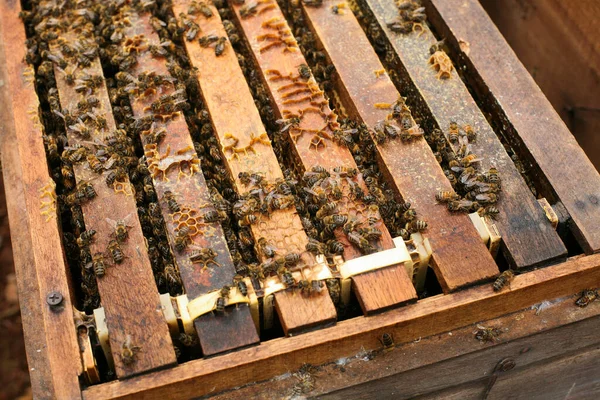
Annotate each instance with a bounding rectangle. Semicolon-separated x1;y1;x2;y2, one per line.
448;199;478;212
575;289;598;308
114;220;129;243
315;202;337;219
106;167;127;187
77;229;97;248
275;178;292;195
478;205;500;219
379;333;394;349
86;154;103;174
447;121;460;143
348;231;374;254
238;214;257;227
460;154;483;168
327;279;341;304
333;166;358;178
444;169;458;186
257;237;276;258
190;248;218;263
278;267;295;288
306;238;325;254
163;191;180;213
215;37;227;56
199;34;219;48
174;226;192;253
436;190;460;203
474;325;502;343
493;270;515;292
463;124;477;142
107;240;125;264
298;63;311;79
233;275;248;296
204;209;227;222
92;253;106;277
407;219;427;232
361;227;383;241
163;264;182;289
178;333;197;348
215;286;230;313
403;208;417;221
323;214;348;228
485;167;501;184
327;239;345;255
121;335;141;365
239;2;258;18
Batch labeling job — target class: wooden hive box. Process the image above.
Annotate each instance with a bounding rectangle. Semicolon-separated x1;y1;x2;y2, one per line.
1;0;599;398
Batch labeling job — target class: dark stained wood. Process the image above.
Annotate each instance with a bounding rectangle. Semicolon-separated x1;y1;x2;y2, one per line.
0;3;82;396
213;291;600;399
300;1;498;291
230;0;417;312
426;0;600;255
118;6;259;354
479;0;600;172
364;0;567;269
83;253;600;400
171;0;336;335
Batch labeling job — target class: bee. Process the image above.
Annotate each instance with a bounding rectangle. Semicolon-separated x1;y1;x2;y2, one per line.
403;209;417;221
86;154;103;174
460;154;483;167
361;227;383;241
379;333;394;349
463;124;477;142
298;63;311;79
204;209;227;222
327;239;345;255
215;286;230;313
189;248;218;265
107;240;125;264
240;2;257;18
114;220;129;243
475;193;498;204
333;166;358;178
397;228;410;240
275;178;293;195
448;199;478;212
238;229;254;247
478;205;500;219
493;270;515;292
238;214;257;227
278;267;295;288
316;202;337;219
121;335;141;365
178;333;197;347
64;146;88;164
199;34;219;47
174;226;191;252
106;167;127;187
407;220;427;232
436;190;460;203
163;264;182;289
163;191;180;213
215;37;227;56
575;289;598;308
474;325;502;343
348;231;373;253
444;169;458;186
257;237;276;258
284;252;301;266
79;182;97;200
448;121;460;143
44;135;60;162
92;253;106;277
323;214;348;227
485;167;501;183
233;275;248;296
306;238;325;254
77;229;96;247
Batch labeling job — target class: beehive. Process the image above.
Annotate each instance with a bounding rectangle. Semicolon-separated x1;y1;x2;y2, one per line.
1;0;599;398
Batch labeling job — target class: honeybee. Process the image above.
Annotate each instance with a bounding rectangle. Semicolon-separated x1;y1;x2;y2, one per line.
448;121;459;143
215;286;230;313
436;190;460;203
114;220;129;243
238;229;254;247
575;289;598;308
178;333;197;347
215;37;227;56
174;226;191;252
360;227;383;240
493;270;515;292
189;248;219;268
403;209;417;221
306;238;325;254
257;237;276;258
444;169;457;186
298;63;311;79
474;325;502;343
485;167;500;183
348;231;371;252
463;124;476;142
238;214;257;227
92;253;106;277
460;154;483;167
239;2;257;18
323;214;347;227
478;205;500;219
77;229;96;247
448;199;478;212
407;220;427;232
121;335;141;365
163;264;182;289
233;275;248;296
379;333;394;349
475;193;498;204
106;167;127;187
107;240;124;264
278;267;295;288
315;202;336;219
327;239;345;255
164;190;180;213
204;209;227;222
284;252;301;266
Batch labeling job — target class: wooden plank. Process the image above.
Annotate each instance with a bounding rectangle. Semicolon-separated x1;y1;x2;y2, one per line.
363;0;567;269
211;294;600;399
171;0;336;334
299;1;498;291
113;6;259;353
230;0;417;312
479;0;600;172
426;0;600;254
83;253;600;400
0;2;82;397
46;13;176;376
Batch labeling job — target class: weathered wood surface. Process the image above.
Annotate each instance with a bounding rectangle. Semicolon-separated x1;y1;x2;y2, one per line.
480;0;600;172
364;0;567;269
427;0;600;255
213;291;600;399
0;3;82;397
83;253;600;400
230;0;417;312
48;21;175;377
300;0;498;291
171;0;336;334
118;6;259;354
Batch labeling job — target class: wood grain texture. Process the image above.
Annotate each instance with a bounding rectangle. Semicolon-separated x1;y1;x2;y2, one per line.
301;0;498;291
82;253;600;400
119;7;259;354
46;17;175;375
364;0;567;269
230;0;417;312
426;0;600;255
479;0;600;172
0;2;82;397
213;291;600;399
171;0;336;335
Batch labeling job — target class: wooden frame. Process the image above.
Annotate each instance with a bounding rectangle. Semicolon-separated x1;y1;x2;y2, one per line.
1;0;599;398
